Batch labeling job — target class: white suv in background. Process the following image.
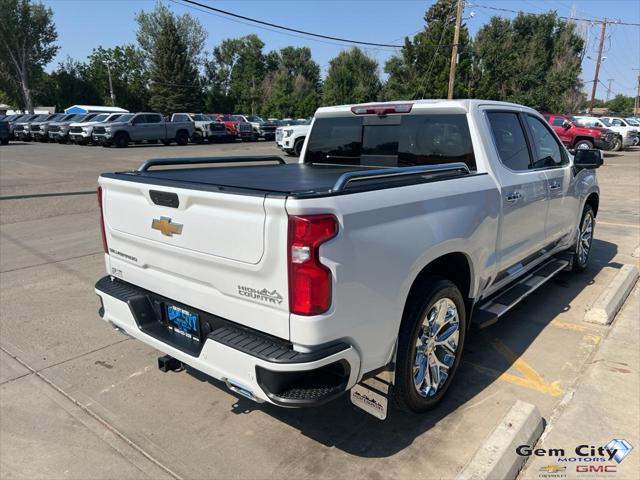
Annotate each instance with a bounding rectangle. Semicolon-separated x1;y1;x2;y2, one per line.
275;122;310;156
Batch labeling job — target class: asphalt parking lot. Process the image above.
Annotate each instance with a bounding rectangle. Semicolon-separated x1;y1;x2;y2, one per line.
1;141;639;479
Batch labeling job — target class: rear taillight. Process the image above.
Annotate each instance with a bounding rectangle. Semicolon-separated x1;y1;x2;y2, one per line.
97;186;108;253
287;214;338;316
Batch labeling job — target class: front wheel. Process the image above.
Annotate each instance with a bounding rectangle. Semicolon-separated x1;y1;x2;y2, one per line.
392;278;466;413
175;131;189;146
570;205;595;272
574;139;593;150
612;137;622;152
293;138;304;157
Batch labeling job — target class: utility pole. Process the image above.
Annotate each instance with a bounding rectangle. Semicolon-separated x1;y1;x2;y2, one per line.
447;0;464;100
605;78;613;102
103;60;116;107
634;69;640;115
588;19;607;114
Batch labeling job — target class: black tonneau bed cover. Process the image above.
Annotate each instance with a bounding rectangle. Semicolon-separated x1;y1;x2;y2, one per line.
100;156;472;198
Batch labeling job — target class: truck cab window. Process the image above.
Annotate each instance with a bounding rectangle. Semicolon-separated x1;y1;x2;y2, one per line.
525;115;566;168
486;112;532;171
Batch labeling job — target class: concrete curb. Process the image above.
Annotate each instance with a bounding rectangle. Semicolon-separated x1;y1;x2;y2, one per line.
456;400;544;480
585;264;639;325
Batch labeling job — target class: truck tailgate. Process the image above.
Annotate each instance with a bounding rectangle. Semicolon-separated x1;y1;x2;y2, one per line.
99;176;291;339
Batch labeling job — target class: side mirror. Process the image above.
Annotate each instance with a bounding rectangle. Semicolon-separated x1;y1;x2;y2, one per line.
562;120;571;129
573;149;603;169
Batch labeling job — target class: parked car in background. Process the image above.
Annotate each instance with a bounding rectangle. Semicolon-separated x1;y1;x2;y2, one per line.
12;114;42;142
600;117;639;147
93;112;194;148
625;118;640;145
213;114;254;141
68;113;126;145
542;114;616;151
30;113;66;141
234;114;278;141
275;122;311;156
95;99;602;416
0;119;10;145
572;116;635;151
48;113;100;143
170;113;228;143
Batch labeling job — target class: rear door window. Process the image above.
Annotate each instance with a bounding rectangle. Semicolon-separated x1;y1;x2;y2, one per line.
486;112;532;171
305;114;476;170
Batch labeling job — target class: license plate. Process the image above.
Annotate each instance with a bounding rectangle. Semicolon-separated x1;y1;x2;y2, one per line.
166;304;200;341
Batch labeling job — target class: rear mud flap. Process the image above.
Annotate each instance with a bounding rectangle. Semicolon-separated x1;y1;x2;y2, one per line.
350;369;394;420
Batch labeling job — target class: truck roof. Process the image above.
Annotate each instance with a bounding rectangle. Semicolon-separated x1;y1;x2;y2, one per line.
315;99;534;117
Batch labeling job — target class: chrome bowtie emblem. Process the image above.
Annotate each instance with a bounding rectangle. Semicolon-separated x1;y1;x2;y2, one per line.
151;217;183;236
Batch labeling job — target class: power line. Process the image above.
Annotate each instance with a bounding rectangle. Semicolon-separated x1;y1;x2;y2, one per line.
470;3;640;26
175;0;406;48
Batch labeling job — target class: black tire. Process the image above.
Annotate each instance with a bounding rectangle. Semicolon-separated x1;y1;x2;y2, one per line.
161;139;171;146
392;277;466;413
570;205;595;272
293;138;304;157
114;132;129;148
175;131;189;146
612;137;622;152
574;139;593;150
193;133;205;144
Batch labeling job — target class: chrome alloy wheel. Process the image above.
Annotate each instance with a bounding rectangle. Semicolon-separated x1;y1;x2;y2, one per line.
413;298;460;398
577;212;594;266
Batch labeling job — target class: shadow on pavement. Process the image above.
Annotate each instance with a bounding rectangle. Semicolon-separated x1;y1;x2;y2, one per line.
186;237;617;458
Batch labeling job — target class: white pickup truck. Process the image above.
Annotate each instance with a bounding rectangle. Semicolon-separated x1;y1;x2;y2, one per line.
95;100;602;417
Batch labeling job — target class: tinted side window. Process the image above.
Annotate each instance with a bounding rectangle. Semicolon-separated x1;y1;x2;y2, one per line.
551;117;565;127
173;114;187;122
132;115;145;124
146;114;162;123
487;112;531;171
306;117;362;164
525;115;566;168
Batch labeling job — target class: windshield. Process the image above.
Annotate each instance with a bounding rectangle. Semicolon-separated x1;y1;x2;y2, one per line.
115;114;133;122
204;115;218;121
80;114;99;122
305;114;476;170
90;114;109;123
231;115;245;122
247;115;263;123
625;118;639;126
61;114;78;122
192;114;207;121
599;118;612;126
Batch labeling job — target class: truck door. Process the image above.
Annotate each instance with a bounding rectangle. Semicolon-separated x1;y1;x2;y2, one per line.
130;114;147;141
145;114;164;140
485;110;549;278
523;114;579;245
549;116;572;146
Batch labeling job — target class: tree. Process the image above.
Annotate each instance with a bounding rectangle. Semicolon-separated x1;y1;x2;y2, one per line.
136;1;206;68
473;12;584;111
39;58;101;111
323;48;381;106
205;35;271;113
606;95;635;116
0;0;58;112
384;0;473;100
148;14;202;115
261;46;321;118
85;45;150;112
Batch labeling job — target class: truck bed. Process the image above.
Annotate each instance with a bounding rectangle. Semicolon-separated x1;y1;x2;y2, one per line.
102;163;371;197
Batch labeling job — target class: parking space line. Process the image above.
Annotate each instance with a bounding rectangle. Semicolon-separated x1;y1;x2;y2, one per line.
470;334;563;397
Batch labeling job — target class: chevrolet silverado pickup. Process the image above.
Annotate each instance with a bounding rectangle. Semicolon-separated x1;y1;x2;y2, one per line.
93;112;194;148
170;113;228;143
95;100;602;418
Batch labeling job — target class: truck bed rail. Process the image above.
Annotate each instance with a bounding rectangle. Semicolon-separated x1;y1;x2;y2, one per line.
137;156;286;172
331;163;470;192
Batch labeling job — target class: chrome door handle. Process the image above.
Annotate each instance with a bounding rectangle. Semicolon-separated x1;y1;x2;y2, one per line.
549;183;561;190
505;191;522;202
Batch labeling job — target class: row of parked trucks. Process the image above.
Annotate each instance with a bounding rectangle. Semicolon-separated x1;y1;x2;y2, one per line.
0;111;301;147
2;110;638;153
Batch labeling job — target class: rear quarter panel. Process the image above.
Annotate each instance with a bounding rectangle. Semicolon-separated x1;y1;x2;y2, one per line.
285;174;500;375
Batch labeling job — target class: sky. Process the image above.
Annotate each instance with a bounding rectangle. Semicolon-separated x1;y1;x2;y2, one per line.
42;0;640;99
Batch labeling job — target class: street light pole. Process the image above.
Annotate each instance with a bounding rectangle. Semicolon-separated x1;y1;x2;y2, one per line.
104;61;116;107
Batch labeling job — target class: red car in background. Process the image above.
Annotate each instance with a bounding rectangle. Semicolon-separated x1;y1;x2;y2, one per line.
212;114;254;141
542;113;616;151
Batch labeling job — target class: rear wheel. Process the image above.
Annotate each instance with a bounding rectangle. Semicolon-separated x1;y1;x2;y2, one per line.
570;205;595;272
392;278;466;413
175;131;189;146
